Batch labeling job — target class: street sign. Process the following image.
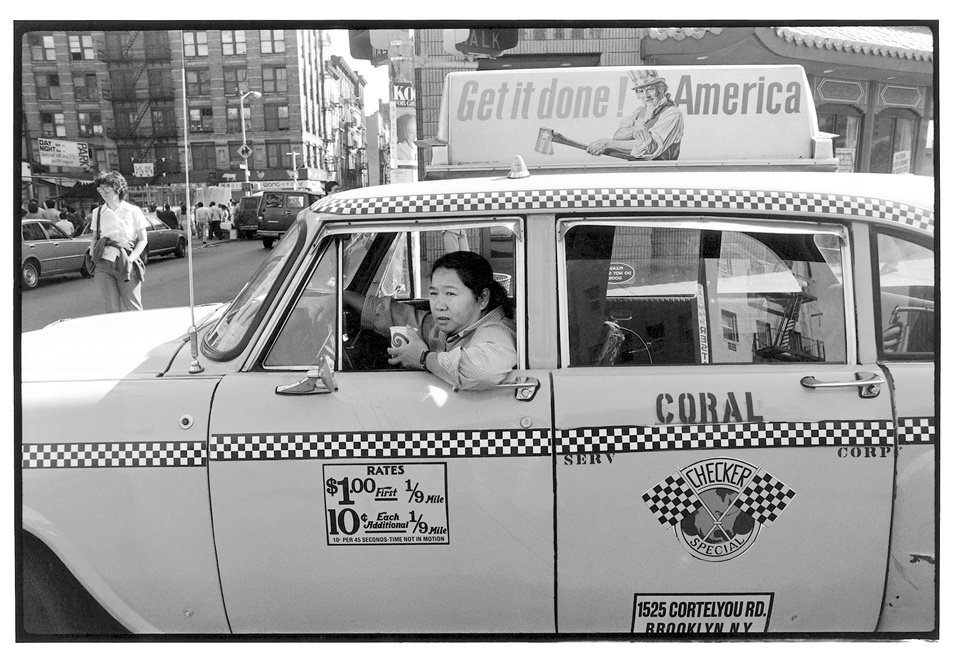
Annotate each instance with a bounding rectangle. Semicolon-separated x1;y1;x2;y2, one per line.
444;28;519;57
237;144;252;160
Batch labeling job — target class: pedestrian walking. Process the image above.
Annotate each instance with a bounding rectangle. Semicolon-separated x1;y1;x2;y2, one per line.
88;171;149;313
157;203;179;229
195;201;210;244
208;201;222;240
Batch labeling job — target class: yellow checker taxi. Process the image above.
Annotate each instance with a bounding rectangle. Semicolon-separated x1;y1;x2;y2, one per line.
20;66;936;637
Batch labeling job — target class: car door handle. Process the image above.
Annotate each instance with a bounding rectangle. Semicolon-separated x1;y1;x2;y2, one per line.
800;372;884;398
455;377;540;401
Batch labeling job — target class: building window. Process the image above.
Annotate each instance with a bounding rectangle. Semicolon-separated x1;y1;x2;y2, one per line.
73;73;99;100
532;28;547;40
191;143;216;170
721;310;739;343
183;31;208;58
262;66;287;93
151;105;176;135
40;112;65;137
144;31;170;59
29;34;56;61
147;69;174;98
68;34;95;60
570;28;585;40
35;73;61;101
78;111;103;137
226;106;252;133
227;141;244;165
260;29;285;54
264;104;290;131
185;69;210;96
223;67;247;96
189;107;214;133
265;141;291;168
870;110;919;174
553;28;565;39
222;30;247;56
113;103;139;135
818;105;862;171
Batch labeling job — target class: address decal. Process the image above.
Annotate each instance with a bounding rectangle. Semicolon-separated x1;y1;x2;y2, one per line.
323;463;450;545
642;457;795;561
632;593;774;634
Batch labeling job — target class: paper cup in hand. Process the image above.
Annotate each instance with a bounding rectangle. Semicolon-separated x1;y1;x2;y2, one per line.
390;325;414;347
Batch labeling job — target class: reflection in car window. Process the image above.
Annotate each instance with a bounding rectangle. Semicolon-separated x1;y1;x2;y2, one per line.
876;233;934;357
41;222;69;240
202;220;305;360
22;223;46;242
265;243;338;367
564;224;846;366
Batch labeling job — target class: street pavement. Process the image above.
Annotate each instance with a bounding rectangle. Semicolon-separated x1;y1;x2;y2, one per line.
19;238;270;333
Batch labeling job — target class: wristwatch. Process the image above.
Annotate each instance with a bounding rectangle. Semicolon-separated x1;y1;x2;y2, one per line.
419;349;432;370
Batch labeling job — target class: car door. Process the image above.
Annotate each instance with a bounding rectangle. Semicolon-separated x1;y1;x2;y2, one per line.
870;225;936;631
207;218;555;633
553;215;895;634
41;221;89;272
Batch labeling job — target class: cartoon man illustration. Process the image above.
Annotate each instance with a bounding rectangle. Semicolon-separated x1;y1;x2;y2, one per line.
587;69;684;161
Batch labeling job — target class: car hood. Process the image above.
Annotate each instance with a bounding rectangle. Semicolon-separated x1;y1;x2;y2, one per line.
21;304;224;382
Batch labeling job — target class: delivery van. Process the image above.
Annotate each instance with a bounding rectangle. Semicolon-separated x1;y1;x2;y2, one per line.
20;65;936;637
233;193;262;240
255;188;322;248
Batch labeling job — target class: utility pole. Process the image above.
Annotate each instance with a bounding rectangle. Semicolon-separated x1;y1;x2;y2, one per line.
287;149;301;189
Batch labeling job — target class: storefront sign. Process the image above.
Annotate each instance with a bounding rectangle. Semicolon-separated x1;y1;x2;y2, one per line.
323;463;450;545
835;148;856;173
38;138;91;169
892;150;912;174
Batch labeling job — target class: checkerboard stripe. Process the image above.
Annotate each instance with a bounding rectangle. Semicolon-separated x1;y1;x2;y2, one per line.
209;429;553;461
734;471;796;526
642;473;700;528
316;188;933;234
556;420;893;455
21;441;206;469
899;416;936;445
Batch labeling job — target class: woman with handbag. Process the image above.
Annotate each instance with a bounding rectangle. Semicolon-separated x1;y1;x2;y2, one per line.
88;170;150;313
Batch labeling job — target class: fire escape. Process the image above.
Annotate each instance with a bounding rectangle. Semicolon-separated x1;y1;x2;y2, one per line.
99;30;176;179
752;271;826;362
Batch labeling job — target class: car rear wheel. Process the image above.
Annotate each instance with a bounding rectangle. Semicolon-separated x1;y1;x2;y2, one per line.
22;260;40;290
262;238;274;249
80;252;95;278
174;238;186;258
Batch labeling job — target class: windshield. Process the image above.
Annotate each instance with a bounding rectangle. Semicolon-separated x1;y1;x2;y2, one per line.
202;220;306;361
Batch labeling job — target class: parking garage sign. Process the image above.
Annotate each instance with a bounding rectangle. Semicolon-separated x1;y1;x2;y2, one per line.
38;138;91;169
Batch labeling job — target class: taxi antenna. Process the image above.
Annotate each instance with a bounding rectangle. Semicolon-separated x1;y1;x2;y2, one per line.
180;53;203;374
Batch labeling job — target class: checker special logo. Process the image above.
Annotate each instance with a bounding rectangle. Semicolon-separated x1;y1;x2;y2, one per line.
642;458;795;562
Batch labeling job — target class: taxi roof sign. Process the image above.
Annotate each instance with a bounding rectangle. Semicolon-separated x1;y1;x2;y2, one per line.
427;65;837;177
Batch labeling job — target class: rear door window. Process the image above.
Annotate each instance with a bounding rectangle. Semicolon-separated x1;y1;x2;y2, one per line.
562;220;847;366
874;232;934;358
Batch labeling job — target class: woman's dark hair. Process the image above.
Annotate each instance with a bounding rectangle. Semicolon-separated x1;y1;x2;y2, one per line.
93;170;128;200
431;251;513;318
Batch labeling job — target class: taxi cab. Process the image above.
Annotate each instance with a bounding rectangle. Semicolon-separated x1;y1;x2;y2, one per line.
19;66;936;637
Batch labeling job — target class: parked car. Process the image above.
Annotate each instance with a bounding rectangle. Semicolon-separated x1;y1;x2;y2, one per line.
255;188;322;249
20;65;937;637
20;219;94;289
79;220;187;265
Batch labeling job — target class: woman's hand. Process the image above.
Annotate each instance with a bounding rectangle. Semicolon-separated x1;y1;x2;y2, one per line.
387;336;428;369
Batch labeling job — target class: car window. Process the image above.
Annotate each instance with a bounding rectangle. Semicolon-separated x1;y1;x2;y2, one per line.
876;233;934;357
41;222;69;240
263;223;519;370
22;223;46;242
264;193;284;208
202;219;306;361
563;222;846;366
286;194;307;209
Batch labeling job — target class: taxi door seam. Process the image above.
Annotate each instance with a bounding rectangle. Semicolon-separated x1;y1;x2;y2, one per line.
549;370;559;634
874;361;899;633
204;376;235;634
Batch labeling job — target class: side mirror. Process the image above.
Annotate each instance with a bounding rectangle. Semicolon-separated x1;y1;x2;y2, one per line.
275;354;338;396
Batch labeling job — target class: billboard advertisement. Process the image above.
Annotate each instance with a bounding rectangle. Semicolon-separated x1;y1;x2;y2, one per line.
436;66;821;169
38;138;91;170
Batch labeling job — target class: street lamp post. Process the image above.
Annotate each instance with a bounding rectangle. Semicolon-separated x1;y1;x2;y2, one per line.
239;90;262;187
